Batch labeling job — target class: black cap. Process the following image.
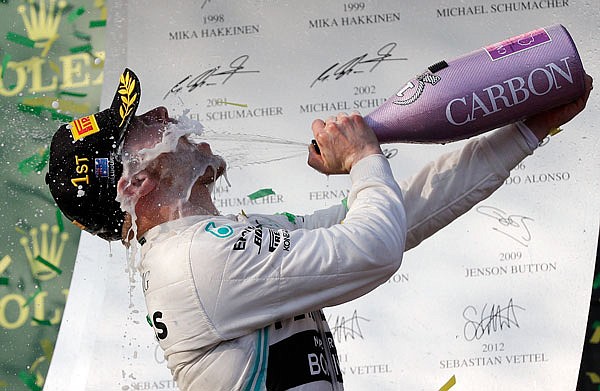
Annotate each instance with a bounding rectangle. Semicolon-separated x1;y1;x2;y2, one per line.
46;68;141;241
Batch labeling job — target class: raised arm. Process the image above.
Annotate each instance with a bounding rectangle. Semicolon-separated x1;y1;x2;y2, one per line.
298;74;593;249
403;73;593;249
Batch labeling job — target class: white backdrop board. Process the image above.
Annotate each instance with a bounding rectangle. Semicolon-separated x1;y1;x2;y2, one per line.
46;1;600;390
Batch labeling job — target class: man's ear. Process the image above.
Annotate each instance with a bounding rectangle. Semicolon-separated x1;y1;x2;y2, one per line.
117;171;158;199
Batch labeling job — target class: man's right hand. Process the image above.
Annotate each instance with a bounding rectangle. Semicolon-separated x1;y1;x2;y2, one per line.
525;73;593;141
308;112;382;175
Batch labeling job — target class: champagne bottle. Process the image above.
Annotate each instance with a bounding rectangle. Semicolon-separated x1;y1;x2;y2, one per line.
364;24;586;144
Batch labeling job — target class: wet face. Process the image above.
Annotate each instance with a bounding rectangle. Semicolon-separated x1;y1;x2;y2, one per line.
116;106;226;235
120;106;226;182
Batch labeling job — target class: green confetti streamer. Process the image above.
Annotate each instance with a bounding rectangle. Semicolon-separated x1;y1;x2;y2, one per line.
17;103;43;116
34;152;49;171
73;30;92;41
35;255;62;275
18;148;49;175
69;44;93;54
56;209;64;232
146;314;152;327
18;103;73;121
0;277;8;285
89;19;107;27
248;188;275;200
68;6;85;22
58;90;87;97
18;371;42;391
18;150;47;174
341;197;348;210
17;155;39;174
1;52;11;79
23;287;41;308
593;273;600;289
31;318;52;326
277;212;297;224
6;32;35;48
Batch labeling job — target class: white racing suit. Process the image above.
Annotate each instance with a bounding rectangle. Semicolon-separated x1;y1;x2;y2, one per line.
138;124;535;390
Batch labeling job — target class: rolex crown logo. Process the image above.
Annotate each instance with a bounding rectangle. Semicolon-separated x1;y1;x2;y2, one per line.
18;0;68;46
19;223;69;281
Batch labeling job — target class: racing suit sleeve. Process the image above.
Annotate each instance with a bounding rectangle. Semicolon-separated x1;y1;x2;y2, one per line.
299;123;534;250
400;122;533;248
195;154;406;339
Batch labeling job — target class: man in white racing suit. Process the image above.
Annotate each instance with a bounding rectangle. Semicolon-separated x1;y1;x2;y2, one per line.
46;69;593;390
126;99;591;390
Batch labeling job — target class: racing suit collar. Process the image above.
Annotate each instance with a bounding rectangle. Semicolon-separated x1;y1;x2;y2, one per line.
139;215;219;246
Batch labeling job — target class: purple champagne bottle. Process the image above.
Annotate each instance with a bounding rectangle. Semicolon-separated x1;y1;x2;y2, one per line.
364;24;587;144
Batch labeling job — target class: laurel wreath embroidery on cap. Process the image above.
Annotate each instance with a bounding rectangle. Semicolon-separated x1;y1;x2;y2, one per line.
118;71;138;127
